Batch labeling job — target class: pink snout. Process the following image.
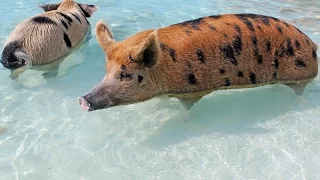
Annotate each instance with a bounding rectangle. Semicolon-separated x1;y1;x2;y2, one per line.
78;97;92;111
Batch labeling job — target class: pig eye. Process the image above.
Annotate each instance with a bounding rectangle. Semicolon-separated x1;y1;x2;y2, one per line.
138;75;144;83
119;72;132;81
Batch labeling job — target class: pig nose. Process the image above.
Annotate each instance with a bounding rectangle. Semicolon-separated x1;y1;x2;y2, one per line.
78;96;94;111
0;60;8;69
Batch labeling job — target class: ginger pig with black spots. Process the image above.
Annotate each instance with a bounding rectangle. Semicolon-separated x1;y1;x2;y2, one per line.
79;14;318;112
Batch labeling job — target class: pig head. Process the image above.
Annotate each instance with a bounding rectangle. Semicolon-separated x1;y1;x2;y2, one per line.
79;20;165;111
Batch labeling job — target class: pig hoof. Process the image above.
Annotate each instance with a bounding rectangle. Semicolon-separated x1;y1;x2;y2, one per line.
179;109;191;122
293;96;316;110
42;71;58;79
9;74;19;80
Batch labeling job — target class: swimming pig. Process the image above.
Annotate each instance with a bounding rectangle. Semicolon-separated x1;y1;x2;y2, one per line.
0;0;97;79
79;14;318;111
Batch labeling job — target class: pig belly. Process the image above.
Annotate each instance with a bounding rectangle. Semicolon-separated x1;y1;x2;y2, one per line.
168;76;315;101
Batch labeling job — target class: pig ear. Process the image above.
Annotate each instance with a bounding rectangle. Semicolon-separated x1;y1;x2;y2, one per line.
131;31;158;68
78;4;98;17
39;3;60;12
96;20;115;53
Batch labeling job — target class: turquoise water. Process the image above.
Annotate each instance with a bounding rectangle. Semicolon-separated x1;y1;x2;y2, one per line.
1;0;320;179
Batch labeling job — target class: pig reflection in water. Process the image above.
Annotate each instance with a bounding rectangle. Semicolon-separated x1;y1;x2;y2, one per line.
79;14;318;112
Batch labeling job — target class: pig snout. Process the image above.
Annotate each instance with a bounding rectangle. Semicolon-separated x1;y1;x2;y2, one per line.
1;42;30;70
78;83;120;111
78;96;93;111
78;93;104;112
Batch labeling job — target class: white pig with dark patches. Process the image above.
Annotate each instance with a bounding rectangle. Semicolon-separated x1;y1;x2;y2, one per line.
0;0;97;79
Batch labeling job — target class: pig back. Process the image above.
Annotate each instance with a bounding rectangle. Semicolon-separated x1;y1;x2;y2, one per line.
5;9;90;65
156;14;318;93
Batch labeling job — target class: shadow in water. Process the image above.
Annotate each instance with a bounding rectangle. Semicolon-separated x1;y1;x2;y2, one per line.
142;84;317;149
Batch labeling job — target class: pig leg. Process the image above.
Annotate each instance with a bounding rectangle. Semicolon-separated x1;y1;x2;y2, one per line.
286;84;306;96
284;80;310;96
285;81;316;108
42;64;59;79
179;109;191;122
178;97;202;122
9;67;27;80
179;98;202;110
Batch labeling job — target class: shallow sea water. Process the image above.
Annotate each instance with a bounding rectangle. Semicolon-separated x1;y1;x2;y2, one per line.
0;0;320;179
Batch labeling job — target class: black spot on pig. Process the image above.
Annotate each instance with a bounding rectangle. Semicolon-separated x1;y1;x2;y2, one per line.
187;61;192;69
32;16;57;25
220;45;237;65
196;49;205;63
178;17;203;30
71;13;81;23
275;45;286;58
63;33;72;48
252;36;258;45
138;75;144;83
208;15;221;19
257;25;262;30
237;14;260;19
306;39;310;45
188;73;197;85
294;26;308;38
272;58;279;79
273;58;279;69
295;40;300;49
236;15;255;31
265;41;272;52
219;69;225;74
252;36;263;64
270;17;279;22
295;59;306;67
286;39;294;56
185;29;192;35
243;19;255;31
234;24;241;34
312;50;317;60
250;72;257;84
277;25;283;33
83;14;90;25
273;72;277;80
233;36;242;55
237;71;244;77
79;6;91;18
225;79;231;86
261;16;270;26
208;25;216;31
57;12;73;25
121;65;126;71
160;43;176;62
61;20;68;29
254;52;263;64
283;22;290;27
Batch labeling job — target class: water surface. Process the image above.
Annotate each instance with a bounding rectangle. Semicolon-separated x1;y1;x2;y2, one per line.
0;0;320;179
